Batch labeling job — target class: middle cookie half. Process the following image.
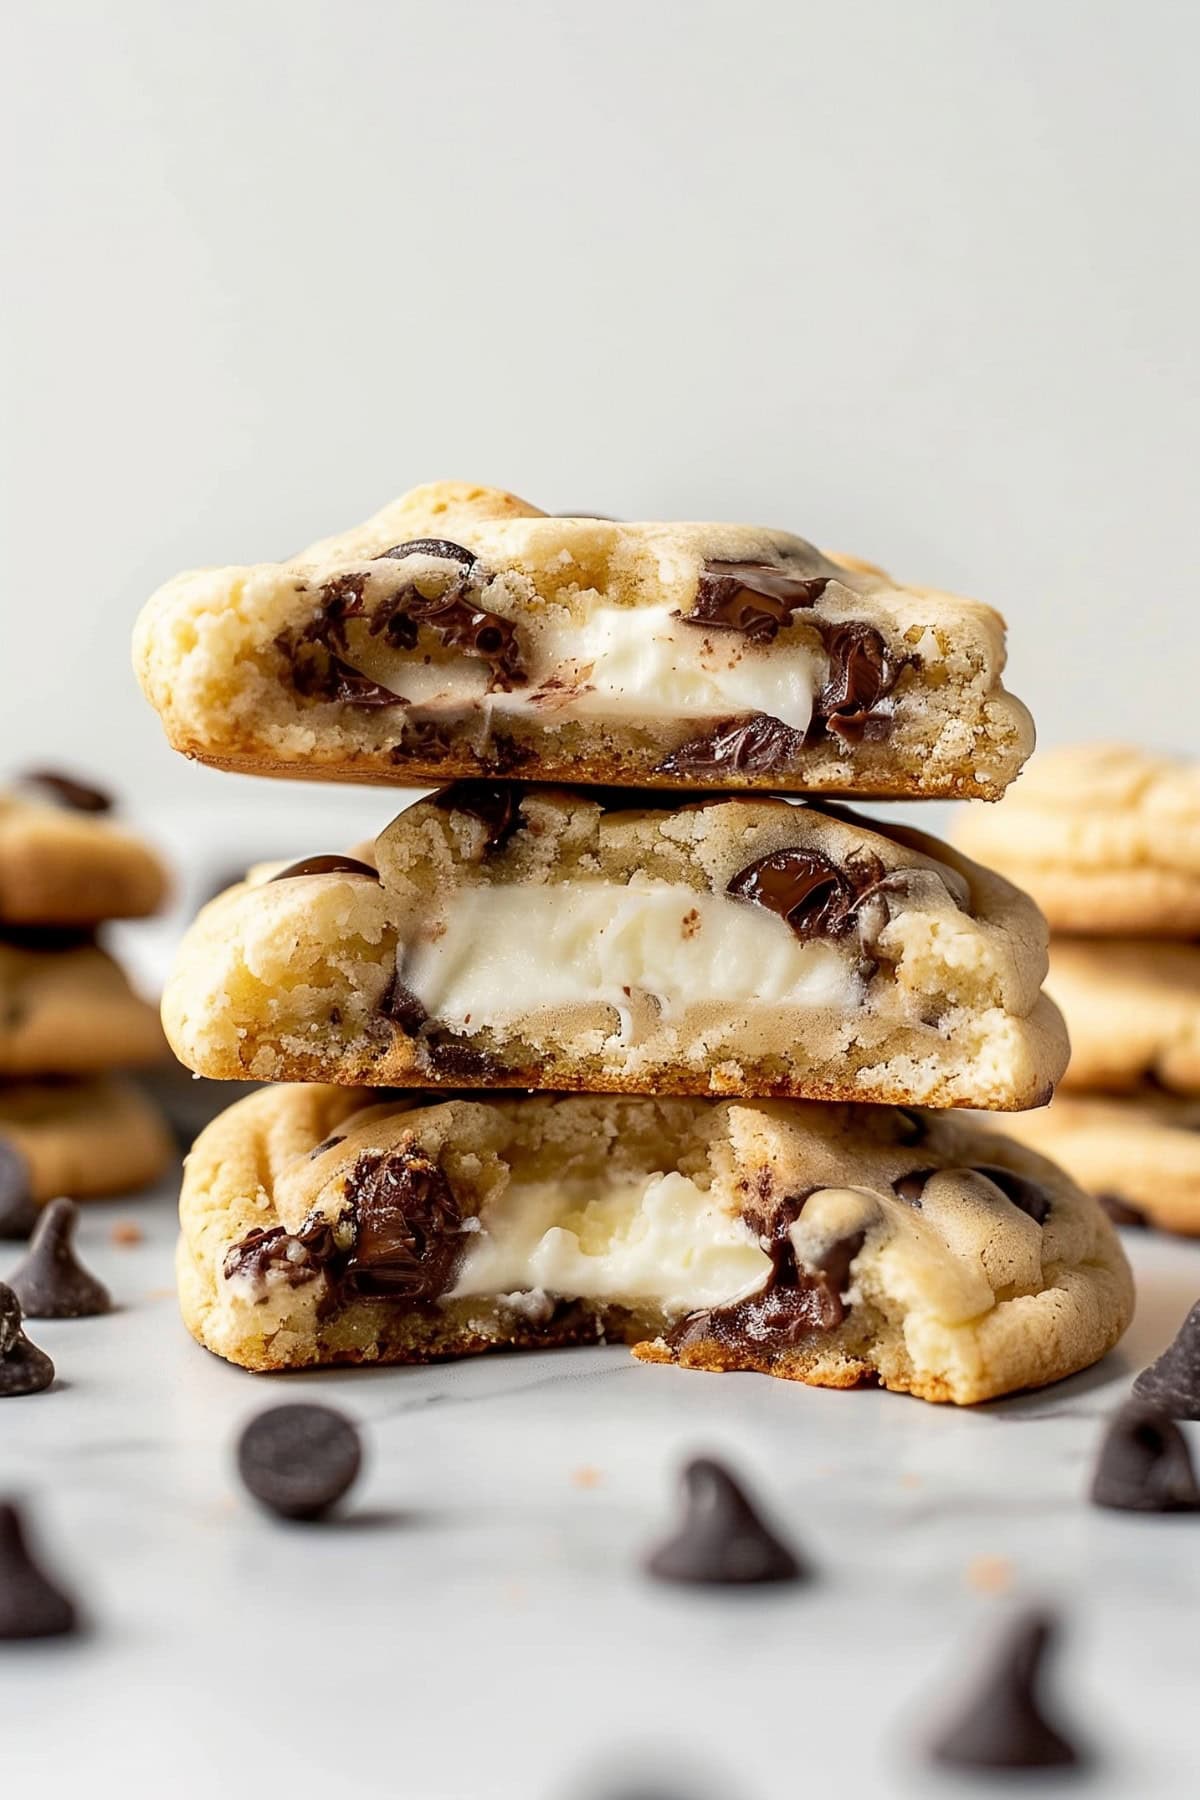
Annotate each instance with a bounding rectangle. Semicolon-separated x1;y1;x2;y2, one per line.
163;786;1067;1110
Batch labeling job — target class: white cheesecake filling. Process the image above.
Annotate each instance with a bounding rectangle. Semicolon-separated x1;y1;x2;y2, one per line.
449;1169;771;1315
399;878;861;1037
347;601;824;732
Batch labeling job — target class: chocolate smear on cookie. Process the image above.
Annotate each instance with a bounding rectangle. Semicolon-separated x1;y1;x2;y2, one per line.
0;1140;38;1240
237;1402;362;1522
681;562;829;643
8;1197;111;1318
223;1220;335;1291
644;1455;805;1586
341;1145;465;1300
0;1500;79;1637
1091;1401;1200;1512
1133;1300;1200;1418
434;781;522;853
0;1283;55;1397
268;854;380;883
928;1610;1084;1772
19;769;114;814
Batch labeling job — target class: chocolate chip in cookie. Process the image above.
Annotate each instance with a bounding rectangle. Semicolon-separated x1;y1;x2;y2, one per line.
268;854;380;883
7;1197;111;1319
237;1402;363;1521
1091;1401;1200;1512
0;1139;38;1240
644;1456;804;1586
0;1500;79;1638
18;769;113;814
1133;1301;1200;1418
928;1610;1084;1772
0;1283;55;1396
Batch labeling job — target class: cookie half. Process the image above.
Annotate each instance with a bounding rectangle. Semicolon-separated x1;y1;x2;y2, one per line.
1048;939;1200;1094
0;785;167;927
0;1076;174;1204
134;481;1033;800
178;1085;1131;1403
0;939;166;1077
954;743;1200;937
997;1092;1200;1237
162;787;1067;1110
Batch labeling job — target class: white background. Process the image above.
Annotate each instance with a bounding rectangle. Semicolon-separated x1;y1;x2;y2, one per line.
2;0;1197;826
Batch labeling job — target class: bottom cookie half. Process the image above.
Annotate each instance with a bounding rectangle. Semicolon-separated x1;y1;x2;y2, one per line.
178;1087;1132;1405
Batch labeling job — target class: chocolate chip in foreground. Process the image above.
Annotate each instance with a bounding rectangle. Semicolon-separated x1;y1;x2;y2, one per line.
928;1610;1084;1772
237;1403;363;1521
0;1284;55;1396
268;854;380;884
7;1198;111;1319
1133;1301;1200;1418
0;1140;38;1240
1090;1401;1200;1512
19;769;113;814
0;1500;79;1638
644;1456;804;1586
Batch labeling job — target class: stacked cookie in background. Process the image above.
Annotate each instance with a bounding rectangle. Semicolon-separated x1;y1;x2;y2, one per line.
0;773;173;1235
958;743;1200;1236
134;482;1133;1403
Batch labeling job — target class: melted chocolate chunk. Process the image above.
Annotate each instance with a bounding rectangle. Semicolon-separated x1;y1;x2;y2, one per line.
0;1501;79;1637
342;1147;464;1299
893;1168;933;1205
971;1164;1051;1226
268;854;380;883
0;1140;38;1240
20;769;113;814
222;1221;333;1290
309;1135;346;1161
379;972;429;1034
420;1030;502;1081
0;1283;55;1397
370;540;525;691
727;848;858;938
815;622;901;741
375;538;479;571
1133;1301;1200;1417
928;1610;1084;1772
644;1456;805;1586
655;712;804;779
682;562;829;642
8;1198;111;1319
1091;1401;1200;1512
434;780;522;853
237;1402;362;1522
1097;1190;1150;1230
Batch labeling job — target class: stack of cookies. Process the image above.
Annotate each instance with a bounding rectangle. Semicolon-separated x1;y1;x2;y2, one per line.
135;482;1132;1404
0;773;173;1234
958;743;1200;1236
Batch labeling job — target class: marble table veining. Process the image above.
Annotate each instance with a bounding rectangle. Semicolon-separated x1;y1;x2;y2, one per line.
4;1174;1200;1800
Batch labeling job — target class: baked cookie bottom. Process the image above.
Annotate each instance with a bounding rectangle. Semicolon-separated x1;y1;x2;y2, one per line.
1049;939;1200;1094
998;1091;1200;1237
178;1086;1132;1405
0;1076;174;1203
163;787;1067;1111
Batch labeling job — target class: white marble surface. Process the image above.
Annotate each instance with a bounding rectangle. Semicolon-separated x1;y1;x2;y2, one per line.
4;1175;1200;1800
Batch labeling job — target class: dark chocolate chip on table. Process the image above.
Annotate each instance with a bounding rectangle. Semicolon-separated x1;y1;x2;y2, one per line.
644;1456;805;1586
0;1140;38;1240
0;1284;55;1396
18;769;113;814
1091;1401;1200;1512
237;1403;363;1521
928;1609;1084;1772
268;854;380;883
1133;1301;1200;1418
7;1198;111;1319
0;1500;79;1638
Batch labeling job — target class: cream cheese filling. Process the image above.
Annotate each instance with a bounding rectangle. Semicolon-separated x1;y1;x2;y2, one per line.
448;1169;772;1315
399;878;862;1038
347;601;824;731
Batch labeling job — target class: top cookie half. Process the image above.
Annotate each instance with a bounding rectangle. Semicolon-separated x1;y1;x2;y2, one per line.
133;482;1033;799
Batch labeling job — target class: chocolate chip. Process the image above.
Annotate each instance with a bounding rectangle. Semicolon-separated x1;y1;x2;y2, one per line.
970;1164;1051;1226
309;1134;346;1161
655;712;803;779
893;1169;933;1205
369;540;526;691
343;1146;464;1299
0;1500;79;1637
222;1221;332;1291
726;848;861;939
1097;1191;1150;1230
1133;1302;1200;1417
19;769;113;814
0;1284;55;1396
433;781;522;853
928;1610;1084;1772
0;1140;38;1240
681;562;829;643
7;1198;111;1318
1091;1401;1200;1512
815;622;900;740
379;973;429;1034
375;538;479;571
268;854;381;883
236;1403;362;1521
645;1456;804;1585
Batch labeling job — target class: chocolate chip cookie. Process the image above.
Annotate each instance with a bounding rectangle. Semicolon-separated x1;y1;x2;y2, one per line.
161;785;1067;1109
0;1076;173;1219
1047;938;1200;1094
134;481;1033;800
0;779;167;926
0;940;165;1076
997;1091;1200;1236
177;1084;1131;1403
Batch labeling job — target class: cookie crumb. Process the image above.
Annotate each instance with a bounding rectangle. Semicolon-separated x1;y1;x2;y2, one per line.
111;1220;143;1247
966;1553;1013;1593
